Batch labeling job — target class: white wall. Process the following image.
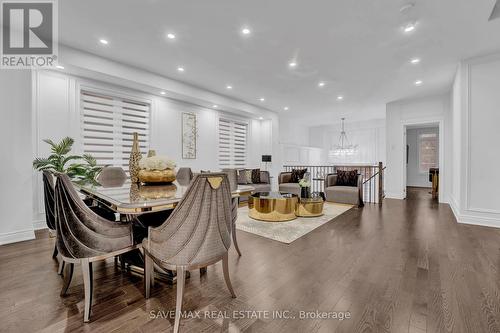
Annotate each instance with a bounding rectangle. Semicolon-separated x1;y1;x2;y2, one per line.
406;127;439;188
385;93;451;202
450;52;500;227
0;71;35;244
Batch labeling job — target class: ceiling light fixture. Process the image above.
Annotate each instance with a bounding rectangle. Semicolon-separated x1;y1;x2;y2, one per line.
160;91;166;95
259;97;265;102
414;80;423;86
330;118;358;156
258;117;264;120
337;95;344;101
212;104;218;108
288;61;297;68
99;39;109;45
56;65;64;69
177;66;185;72
241;27;251;35
226;85;233;90
167;33;176;39
410;58;421;64
283;106;289;111
318;81;326;87
403;22;416;33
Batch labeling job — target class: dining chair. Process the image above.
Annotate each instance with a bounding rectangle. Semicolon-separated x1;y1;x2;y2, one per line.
176;167;193;186
42;171;58;258
142;173;236;333
222;168;242;256
54;173;135;322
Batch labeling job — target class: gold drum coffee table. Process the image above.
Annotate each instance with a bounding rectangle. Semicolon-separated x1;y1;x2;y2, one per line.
295;197;324;217
248;192;298;222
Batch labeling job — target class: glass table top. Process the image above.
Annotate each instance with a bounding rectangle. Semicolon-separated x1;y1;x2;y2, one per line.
250;192;298;199
74;178;254;214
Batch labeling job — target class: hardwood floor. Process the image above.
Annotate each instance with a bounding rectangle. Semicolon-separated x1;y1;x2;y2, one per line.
2;188;500;332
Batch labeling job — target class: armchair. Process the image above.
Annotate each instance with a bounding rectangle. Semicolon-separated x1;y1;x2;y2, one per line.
324;173;364;207
278;171;310;196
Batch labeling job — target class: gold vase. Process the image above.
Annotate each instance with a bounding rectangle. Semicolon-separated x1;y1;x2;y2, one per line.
138;169;176;184
129;132;142;183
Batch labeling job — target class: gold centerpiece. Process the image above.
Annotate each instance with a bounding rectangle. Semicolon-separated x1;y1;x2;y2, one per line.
138;155;177;184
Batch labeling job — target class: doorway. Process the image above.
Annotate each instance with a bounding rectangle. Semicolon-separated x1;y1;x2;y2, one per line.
402;121;443;202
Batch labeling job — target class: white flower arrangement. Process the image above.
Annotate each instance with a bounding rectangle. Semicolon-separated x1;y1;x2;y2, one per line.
298;178;310;188
139;155;176;171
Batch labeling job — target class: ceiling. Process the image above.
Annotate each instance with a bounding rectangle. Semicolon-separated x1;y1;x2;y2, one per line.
58;0;500;120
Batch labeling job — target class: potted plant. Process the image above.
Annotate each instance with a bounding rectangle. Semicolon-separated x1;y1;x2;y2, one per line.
32;137;102;184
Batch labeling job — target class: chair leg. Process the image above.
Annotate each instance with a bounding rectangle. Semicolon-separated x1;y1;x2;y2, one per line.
232;221;242;257
222;253;236;298
145;254;153;299
52;244;58;259
81;259;93;323
173;267;186;333
58;260;65;276
60;262;74;296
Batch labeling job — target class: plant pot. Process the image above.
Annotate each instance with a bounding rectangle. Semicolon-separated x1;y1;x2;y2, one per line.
138;169;176;184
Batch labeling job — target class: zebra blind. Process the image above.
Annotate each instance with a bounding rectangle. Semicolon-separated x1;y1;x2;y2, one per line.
80;90;150;172
218;117;248;168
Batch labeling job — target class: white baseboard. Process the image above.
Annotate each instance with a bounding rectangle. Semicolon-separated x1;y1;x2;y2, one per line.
0;228;36;245
449;197;500;228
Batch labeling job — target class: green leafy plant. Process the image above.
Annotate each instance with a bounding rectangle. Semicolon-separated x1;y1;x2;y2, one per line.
33;137;102;183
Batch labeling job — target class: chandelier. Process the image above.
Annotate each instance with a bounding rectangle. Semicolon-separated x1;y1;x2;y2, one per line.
330;118;358;156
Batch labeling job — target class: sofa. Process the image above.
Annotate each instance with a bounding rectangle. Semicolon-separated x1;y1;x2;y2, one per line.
232;169;271;200
324;173;364;206
278;171;309;196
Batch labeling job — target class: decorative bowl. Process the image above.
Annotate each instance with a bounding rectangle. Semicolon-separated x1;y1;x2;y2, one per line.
138;169;176;184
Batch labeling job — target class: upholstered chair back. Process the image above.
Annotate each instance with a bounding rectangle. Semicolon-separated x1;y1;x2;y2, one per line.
176;167;193;186
144;173;232;267
221;169;238;191
54;173;133;260
325;174;338;187
97;166;127;187
278;172;292;184
42;170;56;230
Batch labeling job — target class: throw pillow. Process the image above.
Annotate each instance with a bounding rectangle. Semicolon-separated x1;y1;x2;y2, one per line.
237;170;248;185
290;168;307;183
336;170;358;187
245;169;253;184
251;169;261;184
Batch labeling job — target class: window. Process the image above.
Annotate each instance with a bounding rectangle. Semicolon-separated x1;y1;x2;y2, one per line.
418;132;438;173
80;90;150;172
218;117;248;168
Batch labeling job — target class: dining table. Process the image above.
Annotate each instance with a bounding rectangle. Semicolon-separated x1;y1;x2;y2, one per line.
73;176;254;283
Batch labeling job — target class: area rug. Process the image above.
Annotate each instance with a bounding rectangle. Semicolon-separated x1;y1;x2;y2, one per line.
235;202;354;244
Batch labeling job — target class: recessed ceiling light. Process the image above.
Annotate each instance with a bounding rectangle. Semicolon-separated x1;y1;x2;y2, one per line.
403;22;416;33
288;61;297;68
318;81;326;87
410;58;421;64
99;39;109;45
160;91;166;95
226;85;233;90
167;33;176;39
283;106;289;111
258;117;264;120
414;80;423;86
259;97;265;102
212;104;218;108
337;95;344;101
177;66;185;72
241;27;251;35
56;65;64;69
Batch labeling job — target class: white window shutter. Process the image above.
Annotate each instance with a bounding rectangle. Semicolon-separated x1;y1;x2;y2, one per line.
80;90;150;173
218;117;247;168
